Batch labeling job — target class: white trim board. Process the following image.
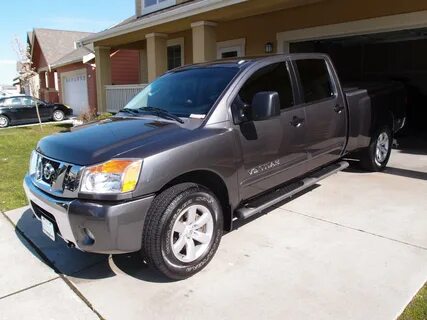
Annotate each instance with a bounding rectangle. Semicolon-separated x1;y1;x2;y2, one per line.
217;38;246;59
276;10;427;53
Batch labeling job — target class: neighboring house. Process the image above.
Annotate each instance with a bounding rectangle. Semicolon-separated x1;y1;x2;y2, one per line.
80;0;427;132
28;28;140;115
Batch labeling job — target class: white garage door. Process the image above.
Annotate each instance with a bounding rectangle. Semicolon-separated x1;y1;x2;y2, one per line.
62;70;89;115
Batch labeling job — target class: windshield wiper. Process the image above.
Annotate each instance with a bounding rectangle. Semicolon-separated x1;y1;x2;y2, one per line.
138;106;184;124
118;108;138;115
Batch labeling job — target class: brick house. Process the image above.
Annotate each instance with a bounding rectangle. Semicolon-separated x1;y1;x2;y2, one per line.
80;0;427;131
29;28;140;115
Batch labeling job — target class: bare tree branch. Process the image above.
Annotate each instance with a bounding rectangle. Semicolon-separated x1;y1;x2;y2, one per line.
12;35;43;130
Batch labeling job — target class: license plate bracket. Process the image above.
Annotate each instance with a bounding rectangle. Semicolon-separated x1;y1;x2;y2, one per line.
41;216;56;241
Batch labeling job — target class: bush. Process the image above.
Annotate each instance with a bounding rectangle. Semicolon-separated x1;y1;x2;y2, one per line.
77;111;113;123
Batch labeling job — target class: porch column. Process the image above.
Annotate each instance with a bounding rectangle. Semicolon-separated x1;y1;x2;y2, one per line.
145;33;167;82
95;46;112;113
191;21;217;63
139;48;148;84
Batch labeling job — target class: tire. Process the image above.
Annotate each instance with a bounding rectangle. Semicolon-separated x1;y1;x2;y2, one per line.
52;110;65;122
359;126;392;172
142;183;223;280
0;115;10;128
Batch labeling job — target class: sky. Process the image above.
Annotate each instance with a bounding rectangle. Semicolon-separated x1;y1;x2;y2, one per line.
0;0;134;85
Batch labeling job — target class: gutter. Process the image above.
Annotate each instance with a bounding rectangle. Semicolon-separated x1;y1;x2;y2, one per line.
50;57;86;70
81;0;246;45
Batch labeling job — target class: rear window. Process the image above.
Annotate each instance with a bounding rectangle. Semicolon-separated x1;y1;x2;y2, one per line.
295;59;334;103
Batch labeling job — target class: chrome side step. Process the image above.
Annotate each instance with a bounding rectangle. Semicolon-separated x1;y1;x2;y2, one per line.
235;161;349;220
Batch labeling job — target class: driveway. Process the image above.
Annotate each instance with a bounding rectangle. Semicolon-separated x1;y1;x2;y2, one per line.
1;143;426;320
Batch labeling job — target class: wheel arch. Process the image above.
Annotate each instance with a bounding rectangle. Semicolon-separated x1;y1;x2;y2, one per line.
161;170;233;232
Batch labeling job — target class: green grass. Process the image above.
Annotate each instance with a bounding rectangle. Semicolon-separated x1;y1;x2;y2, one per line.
399;283;427;320
0;123;72;212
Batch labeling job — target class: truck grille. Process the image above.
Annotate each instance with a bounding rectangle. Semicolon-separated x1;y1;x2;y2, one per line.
32;153;83;198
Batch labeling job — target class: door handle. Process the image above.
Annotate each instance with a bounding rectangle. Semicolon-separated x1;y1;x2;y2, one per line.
290;116;305;128
334;104;344;114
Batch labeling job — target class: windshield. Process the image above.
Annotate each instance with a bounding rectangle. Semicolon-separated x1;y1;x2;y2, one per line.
124;67;239;118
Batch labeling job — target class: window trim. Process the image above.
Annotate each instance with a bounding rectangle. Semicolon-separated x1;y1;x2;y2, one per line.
142;0;176;15
167;37;185;69
217;38;246;59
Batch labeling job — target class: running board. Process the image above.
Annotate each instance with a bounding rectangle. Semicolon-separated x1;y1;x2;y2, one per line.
235;161;349;220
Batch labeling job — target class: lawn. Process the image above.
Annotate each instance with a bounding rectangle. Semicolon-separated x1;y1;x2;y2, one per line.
0;123;72;212
399;282;427;320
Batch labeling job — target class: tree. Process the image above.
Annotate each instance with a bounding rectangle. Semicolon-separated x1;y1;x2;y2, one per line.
13;36;43;129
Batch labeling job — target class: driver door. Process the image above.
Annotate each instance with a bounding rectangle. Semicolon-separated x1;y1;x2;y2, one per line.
233;61;309;200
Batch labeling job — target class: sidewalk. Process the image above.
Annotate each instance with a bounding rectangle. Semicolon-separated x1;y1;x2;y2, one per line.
0;213;99;320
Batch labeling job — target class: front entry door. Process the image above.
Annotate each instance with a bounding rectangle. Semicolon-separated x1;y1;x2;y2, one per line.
293;58;347;171
233;61;308;201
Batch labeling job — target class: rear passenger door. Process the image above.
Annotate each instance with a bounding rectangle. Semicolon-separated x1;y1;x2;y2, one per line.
233;60;308;200
293;57;347;170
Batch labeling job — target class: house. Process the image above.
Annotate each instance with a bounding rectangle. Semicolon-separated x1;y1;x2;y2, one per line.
81;0;427;132
29;28;140;115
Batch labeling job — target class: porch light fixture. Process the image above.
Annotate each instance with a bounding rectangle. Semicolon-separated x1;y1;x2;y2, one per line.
265;42;274;54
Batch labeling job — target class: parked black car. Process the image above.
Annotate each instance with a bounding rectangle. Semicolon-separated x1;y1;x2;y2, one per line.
0;95;73;128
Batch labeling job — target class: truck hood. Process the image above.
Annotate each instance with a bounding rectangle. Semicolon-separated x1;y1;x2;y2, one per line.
37;117;188;165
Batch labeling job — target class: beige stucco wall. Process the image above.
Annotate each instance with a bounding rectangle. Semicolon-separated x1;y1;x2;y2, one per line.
215;0;427;56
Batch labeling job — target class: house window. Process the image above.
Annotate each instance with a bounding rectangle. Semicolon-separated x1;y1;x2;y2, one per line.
217;38;246;60
168;45;181;70
167;38;185;70
142;0;176;14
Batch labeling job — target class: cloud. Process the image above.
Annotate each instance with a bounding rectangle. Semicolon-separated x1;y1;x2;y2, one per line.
0;60;16;65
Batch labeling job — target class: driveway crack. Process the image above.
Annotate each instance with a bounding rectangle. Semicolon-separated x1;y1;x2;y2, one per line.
1;211;106;320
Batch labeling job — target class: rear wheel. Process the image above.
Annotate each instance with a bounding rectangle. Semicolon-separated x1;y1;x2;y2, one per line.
53;110;65;121
0;115;10;128
142;183;223;280
359;126;392;171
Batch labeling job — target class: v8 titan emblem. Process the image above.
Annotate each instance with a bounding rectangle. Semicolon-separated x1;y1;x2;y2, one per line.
43;163;56;181
248;160;280;176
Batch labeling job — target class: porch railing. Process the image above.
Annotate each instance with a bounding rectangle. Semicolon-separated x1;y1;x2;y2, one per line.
105;84;147;113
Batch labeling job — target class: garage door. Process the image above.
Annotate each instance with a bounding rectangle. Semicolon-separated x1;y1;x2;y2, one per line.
62;70;89;115
289;28;427;136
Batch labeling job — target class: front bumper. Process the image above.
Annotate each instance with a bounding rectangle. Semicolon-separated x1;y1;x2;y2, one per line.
23;175;154;254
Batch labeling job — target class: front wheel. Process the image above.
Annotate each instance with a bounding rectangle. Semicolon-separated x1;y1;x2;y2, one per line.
142;183;223;280
359;126;392;171
52;110;65;121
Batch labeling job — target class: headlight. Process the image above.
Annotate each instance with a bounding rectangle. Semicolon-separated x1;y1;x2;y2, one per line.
29;150;39;175
80;159;143;194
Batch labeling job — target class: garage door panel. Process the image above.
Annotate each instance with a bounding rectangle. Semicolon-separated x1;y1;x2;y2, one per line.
62;71;89;115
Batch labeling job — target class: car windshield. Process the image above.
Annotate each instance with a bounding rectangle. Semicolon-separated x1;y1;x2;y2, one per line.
124;67;239;118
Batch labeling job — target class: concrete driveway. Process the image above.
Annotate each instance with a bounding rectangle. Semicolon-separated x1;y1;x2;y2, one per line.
1;143;426;320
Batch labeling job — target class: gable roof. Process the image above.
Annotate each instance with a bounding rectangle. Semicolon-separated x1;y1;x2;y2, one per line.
33;28;93;66
50;46;94;69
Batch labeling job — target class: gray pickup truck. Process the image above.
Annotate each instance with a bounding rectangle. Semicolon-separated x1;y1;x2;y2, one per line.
24;53;406;279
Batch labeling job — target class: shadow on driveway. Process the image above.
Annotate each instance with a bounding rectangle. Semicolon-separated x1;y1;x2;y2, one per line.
14;184;322;284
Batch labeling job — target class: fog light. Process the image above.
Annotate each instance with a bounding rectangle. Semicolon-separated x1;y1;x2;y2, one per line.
82;228;95;246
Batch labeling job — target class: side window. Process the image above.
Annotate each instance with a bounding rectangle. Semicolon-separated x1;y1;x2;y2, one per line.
238;62;294;110
22;97;36;106
10;98;23;106
295;59;334;103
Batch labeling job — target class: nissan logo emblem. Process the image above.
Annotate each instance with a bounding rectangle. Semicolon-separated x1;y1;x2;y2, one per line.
43;163;56;181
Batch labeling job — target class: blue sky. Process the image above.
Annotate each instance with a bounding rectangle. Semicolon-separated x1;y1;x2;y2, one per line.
0;0;134;85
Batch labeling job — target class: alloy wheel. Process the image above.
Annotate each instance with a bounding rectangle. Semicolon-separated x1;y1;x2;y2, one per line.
375;131;390;165
170;204;214;263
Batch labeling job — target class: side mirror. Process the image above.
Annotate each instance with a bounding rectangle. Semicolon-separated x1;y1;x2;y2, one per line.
251;91;280;121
